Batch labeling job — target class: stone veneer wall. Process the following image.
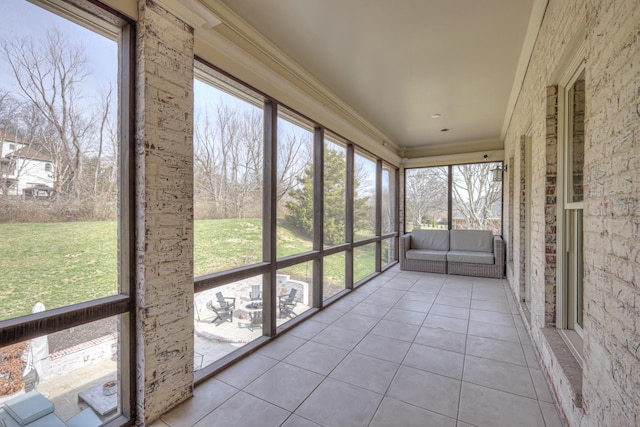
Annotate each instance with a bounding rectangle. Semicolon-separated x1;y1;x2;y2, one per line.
135;0;194;423
504;0;640;425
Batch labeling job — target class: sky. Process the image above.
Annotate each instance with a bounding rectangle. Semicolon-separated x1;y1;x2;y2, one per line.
0;0;117;96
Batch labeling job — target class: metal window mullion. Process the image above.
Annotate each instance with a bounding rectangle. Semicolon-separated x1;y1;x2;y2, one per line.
119;21;136;422
263;101;277;336
394;167;400;261
345;143;355;289
312;127;324;307
0;295;130;346
375;160;382;272
447;165;453;230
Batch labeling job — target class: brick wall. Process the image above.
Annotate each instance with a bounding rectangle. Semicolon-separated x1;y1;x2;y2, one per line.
504;0;640;425
135;0;195;423
544;85;558;328
582;0;640;425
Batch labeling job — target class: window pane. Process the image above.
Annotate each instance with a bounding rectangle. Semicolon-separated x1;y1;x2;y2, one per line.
381;165;396;234
324;137;347;247
1;316;121;422
568;70;585;203
277;262;312;327
0;0;119;319
323;252;345;301
193;74;264;275
382;238;396;267
405;167;448;232
194;276;265;368
354;244;376;283
277;109;314;258
354;151;376;240
452;163;502;234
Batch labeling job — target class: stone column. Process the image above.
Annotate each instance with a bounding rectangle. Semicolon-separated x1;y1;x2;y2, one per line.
135;0;194;423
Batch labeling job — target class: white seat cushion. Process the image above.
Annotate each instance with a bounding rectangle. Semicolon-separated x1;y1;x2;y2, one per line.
3;391;54;426
406;249;447;262
447;250;495;265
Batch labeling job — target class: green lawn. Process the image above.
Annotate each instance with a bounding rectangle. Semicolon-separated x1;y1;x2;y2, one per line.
0;222;118;320
0;219;376;320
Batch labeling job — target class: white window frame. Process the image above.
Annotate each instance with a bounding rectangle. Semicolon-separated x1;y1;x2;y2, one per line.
556;43;586;366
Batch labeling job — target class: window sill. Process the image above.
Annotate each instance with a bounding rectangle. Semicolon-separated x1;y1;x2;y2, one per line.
541;328;583;408
559;328;584;368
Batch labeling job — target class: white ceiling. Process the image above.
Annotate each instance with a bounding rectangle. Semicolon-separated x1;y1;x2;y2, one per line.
214;0;538;156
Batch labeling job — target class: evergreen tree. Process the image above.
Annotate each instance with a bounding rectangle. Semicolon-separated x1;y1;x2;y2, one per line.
286;148;369;245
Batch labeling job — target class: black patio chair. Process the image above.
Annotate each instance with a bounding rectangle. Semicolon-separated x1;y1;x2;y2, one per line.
249;284;262;301
206;292;236;325
248;310;263;332
278;288;298;318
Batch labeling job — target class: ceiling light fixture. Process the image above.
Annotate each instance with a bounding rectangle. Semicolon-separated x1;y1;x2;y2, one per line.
431;113;441;118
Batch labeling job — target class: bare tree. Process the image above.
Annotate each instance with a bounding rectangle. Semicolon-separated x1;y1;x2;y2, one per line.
1;28;94;199
405;167;448;229
194;101;308;220
451;163;502;230
277;128;311;200
91;84;115;197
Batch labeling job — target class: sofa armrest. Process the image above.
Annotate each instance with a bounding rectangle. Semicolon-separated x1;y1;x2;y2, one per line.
400;234;411;258
493;235;505;268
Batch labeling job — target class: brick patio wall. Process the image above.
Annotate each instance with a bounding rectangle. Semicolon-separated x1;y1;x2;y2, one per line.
504;0;640;425
135;0;195;423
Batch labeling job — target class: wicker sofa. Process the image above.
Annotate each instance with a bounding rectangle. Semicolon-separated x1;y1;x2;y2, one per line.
400;229;504;278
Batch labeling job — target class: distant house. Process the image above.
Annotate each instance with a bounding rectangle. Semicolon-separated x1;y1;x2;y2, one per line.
0;135;54;198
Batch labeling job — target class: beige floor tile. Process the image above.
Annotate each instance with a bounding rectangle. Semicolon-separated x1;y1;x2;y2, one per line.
468;320;520;343
458;382;545;427
353;334;412;363
387;366;461;418
350;302;389;318
371;319;420;342
193;391;289;427
402;291;437;304
410;281;444;295
469;309;514;327
287;320;327;340
283;341;348;375
383;307;427;325
215;353;278;389
295;378;382;427
539;401;563;427
161;379;237;427
311;307;345;324
331;312;380;332
470;299;512;313
466;335;526;366
363;294;399;309
529;368;555;403
435;295;472;308
310;324;368;351
244;362;324;411
425;314;469;334
329;352;399;394
394;298;432;313
403;343;465;379
430;303;470;320
415;326;467;353
280;414;321;426
257;334;307;360
370;397;456;427
463;355;537;398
